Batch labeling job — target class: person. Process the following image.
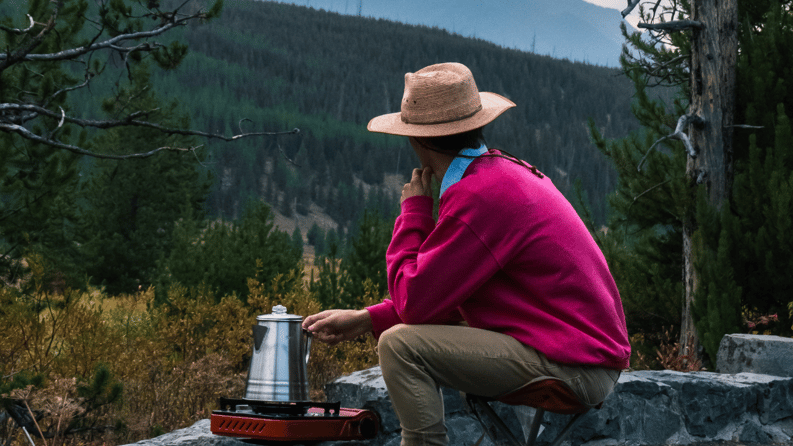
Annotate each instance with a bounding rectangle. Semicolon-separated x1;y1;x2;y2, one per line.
302;62;630;446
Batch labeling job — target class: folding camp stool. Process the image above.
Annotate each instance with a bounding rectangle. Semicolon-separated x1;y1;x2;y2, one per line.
463;378;598;446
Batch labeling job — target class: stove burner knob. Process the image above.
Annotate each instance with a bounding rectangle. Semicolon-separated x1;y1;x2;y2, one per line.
359;416;377;438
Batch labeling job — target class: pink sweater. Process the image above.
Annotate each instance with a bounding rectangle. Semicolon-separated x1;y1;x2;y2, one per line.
366;150;631;370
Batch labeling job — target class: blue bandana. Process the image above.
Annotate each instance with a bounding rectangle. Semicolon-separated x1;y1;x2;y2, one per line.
439;144;488;198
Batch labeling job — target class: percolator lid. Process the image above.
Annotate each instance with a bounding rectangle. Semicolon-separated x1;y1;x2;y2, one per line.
256;304;303;321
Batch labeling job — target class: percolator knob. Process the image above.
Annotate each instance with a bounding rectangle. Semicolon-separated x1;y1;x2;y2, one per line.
272;305;287;315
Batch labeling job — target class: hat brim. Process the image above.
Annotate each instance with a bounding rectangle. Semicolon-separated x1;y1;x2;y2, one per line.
367;92;515;137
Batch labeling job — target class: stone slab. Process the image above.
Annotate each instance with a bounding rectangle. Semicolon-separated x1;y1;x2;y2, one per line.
123;368;793;446
716;334;793;377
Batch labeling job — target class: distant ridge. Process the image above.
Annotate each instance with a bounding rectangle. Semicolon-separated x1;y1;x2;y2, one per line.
143;0;640;228
270;0;630;67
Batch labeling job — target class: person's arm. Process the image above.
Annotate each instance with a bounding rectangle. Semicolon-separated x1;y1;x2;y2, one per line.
364;166;490;337
302;309;373;346
365;297;465;340
384;194;502;326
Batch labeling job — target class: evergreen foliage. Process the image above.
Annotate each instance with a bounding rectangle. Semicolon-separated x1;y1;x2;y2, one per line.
74;363;124;426
0;0;222;290
691;2;793;356
588;68;687;349
77;65;213;295
306;222;326;255
0;0;84;285
593;0;793;363
157;201;302;303
691;190;744;359
310;237;347;309
151;0;640;227
341;209;392;305
2;0;644;297
291;226;304;255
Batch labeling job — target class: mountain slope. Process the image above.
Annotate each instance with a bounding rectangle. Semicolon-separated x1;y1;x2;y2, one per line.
272;0;630;67
142;0;640;231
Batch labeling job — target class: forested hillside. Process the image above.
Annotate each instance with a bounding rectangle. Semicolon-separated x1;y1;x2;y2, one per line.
148;0;639;230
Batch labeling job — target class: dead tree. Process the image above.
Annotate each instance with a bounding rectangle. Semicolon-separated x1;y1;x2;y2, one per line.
681;0;738;361
624;0;738;362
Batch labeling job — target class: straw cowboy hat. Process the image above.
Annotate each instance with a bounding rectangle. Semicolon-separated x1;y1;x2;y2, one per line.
367;62;515;138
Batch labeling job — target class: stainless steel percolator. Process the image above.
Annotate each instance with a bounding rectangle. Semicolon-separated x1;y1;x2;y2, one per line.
244;305;312;402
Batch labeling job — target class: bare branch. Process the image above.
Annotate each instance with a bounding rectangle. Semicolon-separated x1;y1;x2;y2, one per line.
0;9;60;71
0;104;300;137
730;124;764;129
638;20;704;32
45;74;94;107
56;107;65;128
1;103;301;158
638;114;701;171
632;178;673;204
1;0;295;161
0;8;203;68
278;144;301;167
622;0;641;18
0;14;35;34
1;122;199;159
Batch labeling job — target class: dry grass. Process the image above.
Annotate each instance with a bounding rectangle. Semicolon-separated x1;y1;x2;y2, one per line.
629;328;705;372
1;269;379;446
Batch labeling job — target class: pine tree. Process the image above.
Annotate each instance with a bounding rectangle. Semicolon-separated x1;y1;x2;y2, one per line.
158;201;302;303
291;226;304;256
588;67;688;351
341;209;392;306
593;0;793;363
77;65;212;294
0;0;83;285
690;3;793;356
0;0;223;286
310;233;347;309
306;222;326;256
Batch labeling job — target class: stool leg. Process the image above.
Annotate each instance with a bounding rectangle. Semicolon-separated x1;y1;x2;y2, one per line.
526;408;545;446
546;411;588;446
466;396;523;446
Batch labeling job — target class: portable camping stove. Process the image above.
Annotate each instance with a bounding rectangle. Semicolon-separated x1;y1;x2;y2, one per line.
212;306;380;442
210;397;380;442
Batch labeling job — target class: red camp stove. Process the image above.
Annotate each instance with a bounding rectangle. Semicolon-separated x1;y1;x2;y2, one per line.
210;306;379;442
211;397;380;443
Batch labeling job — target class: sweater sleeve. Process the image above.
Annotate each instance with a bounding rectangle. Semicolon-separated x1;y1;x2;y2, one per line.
365;195;468;339
366;194;502;332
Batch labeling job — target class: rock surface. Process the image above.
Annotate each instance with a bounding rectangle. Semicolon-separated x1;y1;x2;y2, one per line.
717;334;793;377
127;368;793;446
124;335;793;446
318;367;793;446
122;420;247;446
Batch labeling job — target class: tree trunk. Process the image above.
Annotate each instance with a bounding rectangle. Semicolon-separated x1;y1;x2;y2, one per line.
681;0;738;361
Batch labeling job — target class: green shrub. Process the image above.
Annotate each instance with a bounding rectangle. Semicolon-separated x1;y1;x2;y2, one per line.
156;201;302;304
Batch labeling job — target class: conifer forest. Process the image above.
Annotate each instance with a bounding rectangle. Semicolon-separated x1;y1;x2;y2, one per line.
1;0;792;444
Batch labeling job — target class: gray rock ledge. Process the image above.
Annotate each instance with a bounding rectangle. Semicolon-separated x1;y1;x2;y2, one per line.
717;334;793;377
125;334;793;446
126;368;793;446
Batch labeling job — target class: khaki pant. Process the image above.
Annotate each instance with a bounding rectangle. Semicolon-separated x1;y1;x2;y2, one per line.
378;324;621;446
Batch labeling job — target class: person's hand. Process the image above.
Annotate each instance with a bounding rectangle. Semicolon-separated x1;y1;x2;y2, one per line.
302;309;373;346
401;167;433;203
